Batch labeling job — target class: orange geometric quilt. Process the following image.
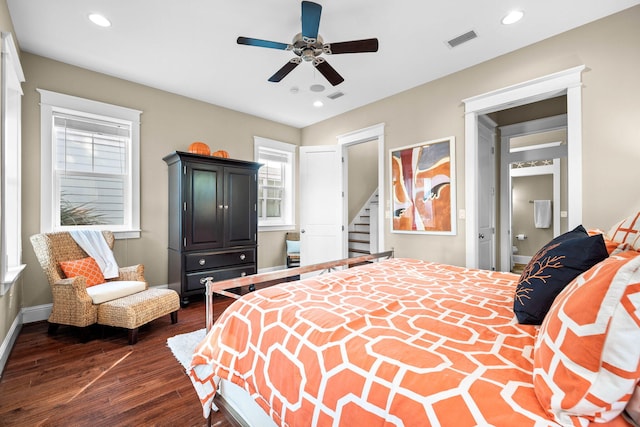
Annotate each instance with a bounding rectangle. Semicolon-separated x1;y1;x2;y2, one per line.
188;258;629;426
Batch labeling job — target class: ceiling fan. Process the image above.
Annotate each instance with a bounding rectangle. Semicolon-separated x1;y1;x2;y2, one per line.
237;1;379;86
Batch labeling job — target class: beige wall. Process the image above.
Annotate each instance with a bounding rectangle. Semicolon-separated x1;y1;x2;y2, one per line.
302;6;640;266
20;54;301;308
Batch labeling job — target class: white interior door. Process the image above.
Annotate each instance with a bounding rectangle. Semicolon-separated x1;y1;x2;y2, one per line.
477;117;496;270
299;145;344;266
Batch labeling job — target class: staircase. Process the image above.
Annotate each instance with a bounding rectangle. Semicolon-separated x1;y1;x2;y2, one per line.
348;191;379;258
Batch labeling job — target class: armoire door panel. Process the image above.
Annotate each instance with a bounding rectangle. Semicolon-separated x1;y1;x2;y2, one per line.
225;167;257;246
185;163;224;250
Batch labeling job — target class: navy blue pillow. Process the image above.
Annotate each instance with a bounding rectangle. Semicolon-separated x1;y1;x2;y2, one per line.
513;225;609;325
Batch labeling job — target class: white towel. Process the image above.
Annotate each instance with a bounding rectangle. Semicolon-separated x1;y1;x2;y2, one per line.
69;230;120;279
534;200;552;229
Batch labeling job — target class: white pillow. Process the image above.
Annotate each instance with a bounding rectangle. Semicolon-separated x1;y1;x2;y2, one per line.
86;280;146;304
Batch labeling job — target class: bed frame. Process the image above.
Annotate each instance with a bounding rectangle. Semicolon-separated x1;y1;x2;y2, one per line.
200;250;394;426
203;250;394;332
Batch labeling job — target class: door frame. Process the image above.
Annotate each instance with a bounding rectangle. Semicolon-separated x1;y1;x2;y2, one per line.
337;123;386;255
499;115;566;271
463;65;584;269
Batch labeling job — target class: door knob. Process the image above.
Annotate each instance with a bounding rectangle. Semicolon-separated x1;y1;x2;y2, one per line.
478;233;485;239
300;229;306;233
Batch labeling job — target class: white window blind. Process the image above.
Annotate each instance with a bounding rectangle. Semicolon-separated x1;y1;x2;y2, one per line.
254;137;296;230
258;148;288;219
54;113;129;226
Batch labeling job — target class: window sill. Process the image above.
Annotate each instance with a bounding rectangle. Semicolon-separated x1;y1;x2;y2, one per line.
258;224;296;232
1;264;26;296
113;229;141;239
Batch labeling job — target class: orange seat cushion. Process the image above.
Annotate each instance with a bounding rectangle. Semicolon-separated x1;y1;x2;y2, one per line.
60;257;106;287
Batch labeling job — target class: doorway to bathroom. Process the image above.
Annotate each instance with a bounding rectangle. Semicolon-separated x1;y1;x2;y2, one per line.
499;114;567;273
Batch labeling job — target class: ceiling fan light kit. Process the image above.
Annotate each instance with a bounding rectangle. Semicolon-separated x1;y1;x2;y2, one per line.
237;1;379;86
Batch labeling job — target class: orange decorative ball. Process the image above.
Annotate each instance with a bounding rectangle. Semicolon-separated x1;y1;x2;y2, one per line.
212;150;229;158
188;142;210;156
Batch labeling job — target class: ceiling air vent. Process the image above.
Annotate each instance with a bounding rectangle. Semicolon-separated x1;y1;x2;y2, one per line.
446;30;478;48
327;91;344;100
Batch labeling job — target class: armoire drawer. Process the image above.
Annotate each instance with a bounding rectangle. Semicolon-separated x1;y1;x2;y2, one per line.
185;249;256;272
185;264;257;292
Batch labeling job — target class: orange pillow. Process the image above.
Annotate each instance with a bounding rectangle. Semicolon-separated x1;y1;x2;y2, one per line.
533;250;640;426
59;257;106;287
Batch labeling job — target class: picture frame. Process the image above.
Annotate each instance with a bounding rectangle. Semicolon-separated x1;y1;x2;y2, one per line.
390;136;456;235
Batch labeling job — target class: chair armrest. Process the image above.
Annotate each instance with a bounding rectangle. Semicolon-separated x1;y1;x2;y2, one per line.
50;276;97;327
51;277;93;304
116;264;146;285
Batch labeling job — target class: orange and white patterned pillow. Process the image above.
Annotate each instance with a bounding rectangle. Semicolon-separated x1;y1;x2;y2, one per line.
533;250;640;426
608;212;640;250
589;228;633;255
59;257;106;287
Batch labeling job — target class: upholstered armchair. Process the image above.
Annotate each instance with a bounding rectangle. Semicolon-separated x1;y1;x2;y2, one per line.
30;231;146;334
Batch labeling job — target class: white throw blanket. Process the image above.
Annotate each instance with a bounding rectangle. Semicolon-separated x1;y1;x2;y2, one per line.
69;230;119;279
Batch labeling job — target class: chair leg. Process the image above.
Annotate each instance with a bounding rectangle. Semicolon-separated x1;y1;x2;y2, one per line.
128;328;139;345
170;310;178;324
47;322;59;335
78;326;91;343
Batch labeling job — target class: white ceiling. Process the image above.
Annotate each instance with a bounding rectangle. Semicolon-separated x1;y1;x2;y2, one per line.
7;0;640;128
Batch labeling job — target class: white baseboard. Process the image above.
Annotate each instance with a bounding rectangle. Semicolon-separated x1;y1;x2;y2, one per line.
258;265;286;274
22;303;53;324
0;311;22;377
513;255;532;265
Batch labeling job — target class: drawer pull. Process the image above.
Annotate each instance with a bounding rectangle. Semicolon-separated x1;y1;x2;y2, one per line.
200;276;213;284
240;272;247;277
199;259;206;266
239;253;246;260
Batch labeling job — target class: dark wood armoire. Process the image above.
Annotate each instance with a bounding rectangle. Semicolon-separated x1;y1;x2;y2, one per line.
163;151;261;305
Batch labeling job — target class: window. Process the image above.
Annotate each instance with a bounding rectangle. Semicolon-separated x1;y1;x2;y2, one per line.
1;32;26;295
38;89;141;238
254;137;296;230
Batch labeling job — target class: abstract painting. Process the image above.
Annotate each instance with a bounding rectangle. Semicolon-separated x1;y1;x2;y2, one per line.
390;137;456;234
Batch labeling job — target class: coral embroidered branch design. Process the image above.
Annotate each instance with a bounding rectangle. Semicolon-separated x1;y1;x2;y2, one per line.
515;243;565;305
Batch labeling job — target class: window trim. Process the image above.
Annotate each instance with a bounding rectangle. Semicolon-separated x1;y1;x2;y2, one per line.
1;32;26;295
38;89;142;239
254;136;296;231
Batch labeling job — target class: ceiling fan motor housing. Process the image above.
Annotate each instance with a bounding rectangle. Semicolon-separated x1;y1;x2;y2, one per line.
293;33;324;61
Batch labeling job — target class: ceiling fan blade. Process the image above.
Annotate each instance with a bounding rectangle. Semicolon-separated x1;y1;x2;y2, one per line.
301;1;322;42
237;36;290;51
313;57;344;86
268;58;302;82
324;38;379;54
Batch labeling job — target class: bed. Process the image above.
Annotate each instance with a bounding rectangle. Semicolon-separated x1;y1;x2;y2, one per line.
188;237;640;427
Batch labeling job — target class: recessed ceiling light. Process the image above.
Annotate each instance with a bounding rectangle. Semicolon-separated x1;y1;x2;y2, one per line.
313;100;324;108
89;13;111;28
502;10;524;25
310;84;325;92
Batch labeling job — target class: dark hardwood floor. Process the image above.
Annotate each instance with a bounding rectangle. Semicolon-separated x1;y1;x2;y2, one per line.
0;295;238;427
